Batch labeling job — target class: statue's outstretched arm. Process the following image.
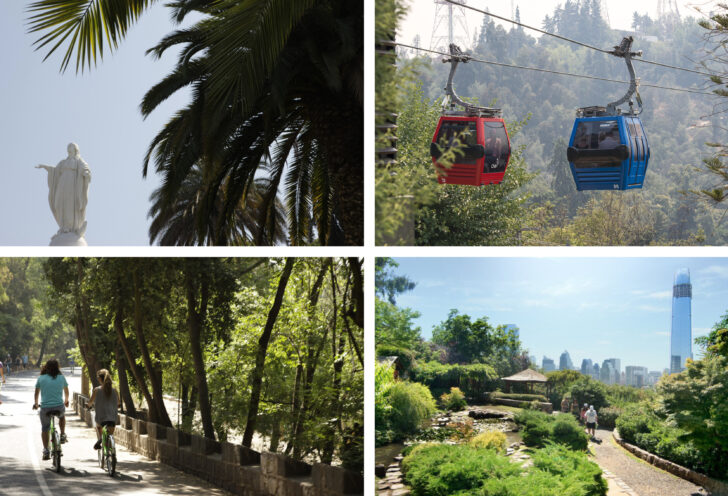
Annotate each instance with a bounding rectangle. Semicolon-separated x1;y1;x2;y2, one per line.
35;164;52;171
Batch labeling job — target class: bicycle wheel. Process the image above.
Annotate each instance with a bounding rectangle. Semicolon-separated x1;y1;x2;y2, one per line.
53;431;62;473
107;454;116;476
107;436;116;476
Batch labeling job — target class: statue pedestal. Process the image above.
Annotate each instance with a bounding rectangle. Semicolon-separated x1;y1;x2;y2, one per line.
50;232;87;246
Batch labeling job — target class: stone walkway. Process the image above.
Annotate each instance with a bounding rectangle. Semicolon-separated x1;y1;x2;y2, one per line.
589;429;708;496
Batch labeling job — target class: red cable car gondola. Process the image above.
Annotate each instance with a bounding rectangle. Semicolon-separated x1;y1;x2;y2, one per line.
430;45;511;186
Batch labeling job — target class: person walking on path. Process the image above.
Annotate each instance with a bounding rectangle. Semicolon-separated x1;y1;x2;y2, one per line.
580;403;588;426
32;359;69;460
86;368;119;450
585;405;598;438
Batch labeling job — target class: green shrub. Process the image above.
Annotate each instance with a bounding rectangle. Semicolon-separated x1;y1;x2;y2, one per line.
551;417;588;451
597;407;622;430
569;378;608;411
491;391;548;402
469;431;507;453
401;443;523;495
530;443;608;496
387;381;437;435
376;345;415;374
615;403;653;444
401;443;607;496
441;387;467;411
515;410;588;451
375;363;395;445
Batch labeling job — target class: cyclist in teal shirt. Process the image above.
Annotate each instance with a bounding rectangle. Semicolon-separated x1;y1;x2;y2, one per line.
33;359;69;460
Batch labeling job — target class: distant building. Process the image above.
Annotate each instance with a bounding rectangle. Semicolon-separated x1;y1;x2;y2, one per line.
648;371;662;386
580;358;593;377
542;356;556;372
600;361;616;384
593;363;600;379
529;355;538;367
604;358;621;377
670;268;692;373
626;366;648;387
559;350;574;371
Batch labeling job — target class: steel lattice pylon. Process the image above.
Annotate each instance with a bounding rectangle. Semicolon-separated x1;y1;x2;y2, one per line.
430;0;471;53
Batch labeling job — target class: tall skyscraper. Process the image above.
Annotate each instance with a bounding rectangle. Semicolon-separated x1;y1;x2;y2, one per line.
559;350;574;370
580;358;593;376
542;356;556;372
670;268;692;373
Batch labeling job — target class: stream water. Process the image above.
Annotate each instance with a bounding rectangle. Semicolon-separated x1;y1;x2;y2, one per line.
375;405;523;469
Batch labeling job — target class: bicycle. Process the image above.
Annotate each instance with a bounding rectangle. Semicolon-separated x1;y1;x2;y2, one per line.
39;409;63;473
87;405;116;476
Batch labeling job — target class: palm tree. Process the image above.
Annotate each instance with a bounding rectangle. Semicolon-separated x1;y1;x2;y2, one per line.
27;0;363;245
148;164;287;246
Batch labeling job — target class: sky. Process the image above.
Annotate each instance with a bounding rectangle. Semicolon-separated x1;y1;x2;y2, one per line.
387;257;728;372
0;3;197;245
398;0;716;49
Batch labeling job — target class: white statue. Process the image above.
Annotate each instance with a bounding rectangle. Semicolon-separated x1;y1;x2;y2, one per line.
36;143;91;246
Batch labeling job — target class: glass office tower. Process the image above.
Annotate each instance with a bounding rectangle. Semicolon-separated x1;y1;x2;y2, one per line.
670;268;692;373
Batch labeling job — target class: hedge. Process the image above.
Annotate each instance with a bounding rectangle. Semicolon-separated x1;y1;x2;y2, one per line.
411;361;498;402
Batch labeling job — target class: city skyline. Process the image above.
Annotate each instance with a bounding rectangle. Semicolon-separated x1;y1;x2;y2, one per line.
389;258;728;372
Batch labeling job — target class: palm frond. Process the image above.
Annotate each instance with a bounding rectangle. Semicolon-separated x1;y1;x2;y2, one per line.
27;0;157;73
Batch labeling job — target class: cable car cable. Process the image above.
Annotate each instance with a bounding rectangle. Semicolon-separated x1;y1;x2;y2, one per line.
385;41;716;96
445;0;717;78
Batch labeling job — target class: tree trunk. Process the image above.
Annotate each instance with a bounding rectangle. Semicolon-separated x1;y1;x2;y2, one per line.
74;259;102;388
115;345;136;416
35;332;48;368
186;268;216;440
132;269;173;427
347;257;364;329
242;258;295;447
114;282;158;421
181;385;198;432
288;260;330;456
322;267;344;464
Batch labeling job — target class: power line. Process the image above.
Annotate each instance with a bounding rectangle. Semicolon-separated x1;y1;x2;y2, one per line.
447;0;716;78
386;41;716;96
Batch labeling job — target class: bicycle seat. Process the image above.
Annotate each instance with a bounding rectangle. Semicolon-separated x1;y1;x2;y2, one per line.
46;410;62;417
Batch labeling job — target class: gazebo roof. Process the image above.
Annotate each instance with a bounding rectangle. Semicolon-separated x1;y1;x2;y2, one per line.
501;368;548;383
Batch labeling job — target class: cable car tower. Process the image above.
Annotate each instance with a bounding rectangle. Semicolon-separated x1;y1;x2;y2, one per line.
430;0;471;53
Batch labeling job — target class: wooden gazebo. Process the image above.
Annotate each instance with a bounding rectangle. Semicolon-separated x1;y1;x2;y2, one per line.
502;368;550;395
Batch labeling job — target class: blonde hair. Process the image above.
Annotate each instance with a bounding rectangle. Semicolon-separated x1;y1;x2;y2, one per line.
97;369;113;397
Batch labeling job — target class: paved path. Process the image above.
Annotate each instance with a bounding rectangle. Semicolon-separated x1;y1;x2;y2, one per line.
589;429;707;496
0;369;230;496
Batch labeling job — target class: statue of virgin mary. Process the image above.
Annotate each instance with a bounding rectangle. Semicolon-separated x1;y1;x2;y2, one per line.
36;143;91;245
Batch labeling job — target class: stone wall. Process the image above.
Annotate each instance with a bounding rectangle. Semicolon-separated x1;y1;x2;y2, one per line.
74;393;363;496
613;428;728;496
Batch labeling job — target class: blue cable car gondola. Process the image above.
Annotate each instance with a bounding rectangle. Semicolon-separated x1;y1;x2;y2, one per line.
567;37;650;191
